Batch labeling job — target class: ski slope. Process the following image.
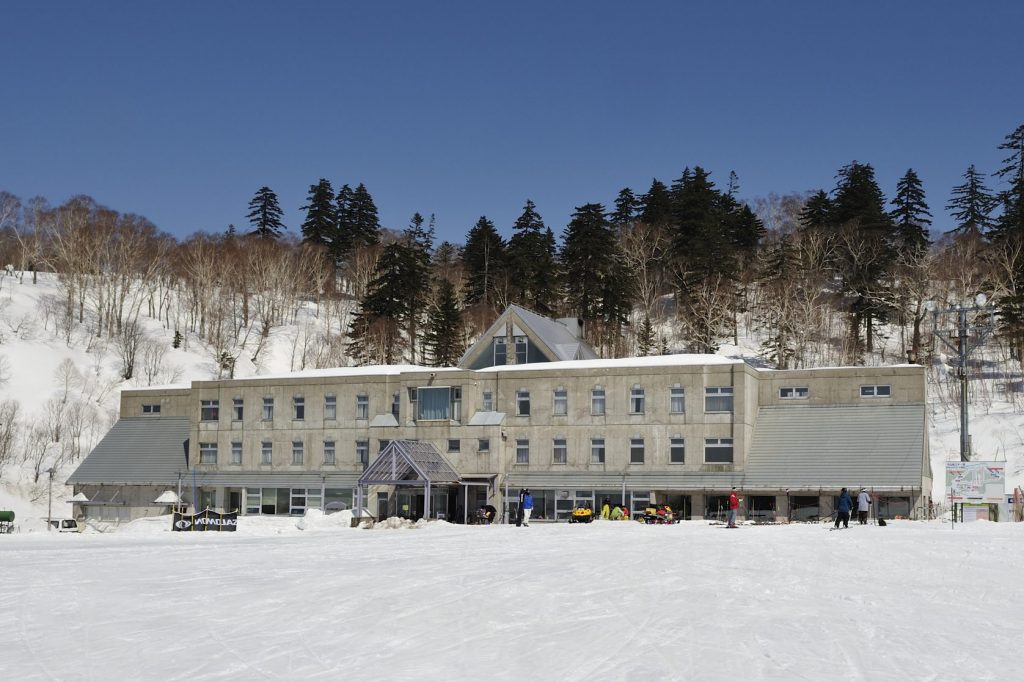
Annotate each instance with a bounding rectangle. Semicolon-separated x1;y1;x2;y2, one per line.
2;516;1021;681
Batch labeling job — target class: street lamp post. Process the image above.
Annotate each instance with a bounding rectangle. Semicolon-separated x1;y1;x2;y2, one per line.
925;294;994;462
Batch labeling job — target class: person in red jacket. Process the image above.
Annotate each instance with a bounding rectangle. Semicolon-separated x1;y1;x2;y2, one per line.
728;488;740;528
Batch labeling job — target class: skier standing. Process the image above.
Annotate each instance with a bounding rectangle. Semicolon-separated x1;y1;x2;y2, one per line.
857;488;872;525
522;489;534;526
727;488;740;528
835;488;852;529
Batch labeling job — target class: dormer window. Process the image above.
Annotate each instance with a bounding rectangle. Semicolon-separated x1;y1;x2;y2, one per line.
515;336;528;364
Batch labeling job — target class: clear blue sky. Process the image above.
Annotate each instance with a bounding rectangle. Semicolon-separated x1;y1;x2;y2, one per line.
2;1;1022;243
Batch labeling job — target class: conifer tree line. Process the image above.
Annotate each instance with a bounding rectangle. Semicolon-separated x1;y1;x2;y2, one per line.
2;122;1024;373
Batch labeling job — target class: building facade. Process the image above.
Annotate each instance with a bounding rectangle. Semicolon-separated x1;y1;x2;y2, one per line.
69;306;932;523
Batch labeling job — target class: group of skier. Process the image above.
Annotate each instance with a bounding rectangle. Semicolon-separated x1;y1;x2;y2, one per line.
834;487;873;528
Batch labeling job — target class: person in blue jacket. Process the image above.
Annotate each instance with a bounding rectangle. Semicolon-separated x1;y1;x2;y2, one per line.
522;489;534;526
835;488;852;529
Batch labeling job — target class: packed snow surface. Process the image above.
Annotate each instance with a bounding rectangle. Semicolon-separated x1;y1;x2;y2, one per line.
2;517;1022;681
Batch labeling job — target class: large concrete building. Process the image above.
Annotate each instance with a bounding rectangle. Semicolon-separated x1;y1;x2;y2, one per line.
69;305;932;524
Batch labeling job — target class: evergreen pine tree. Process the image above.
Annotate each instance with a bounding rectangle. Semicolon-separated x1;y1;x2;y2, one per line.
423;278;465;367
637;315;656;356
639;179;673;226
993;123;1024;241
506;200;560;314
401;213;435;363
299;178;336;247
335;183;380;264
889;168;932;253
462;216;506;307
798;190;833;231
611;188;640;228
946;165;996;237
830;161;896;359
347;242;410;365
561;203;616;320
246;186;286;239
350;183;382;247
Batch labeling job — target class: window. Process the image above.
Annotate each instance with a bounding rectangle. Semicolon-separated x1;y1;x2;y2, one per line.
232;398;243;421
199;442;217;465
779;387;809;399
324;394;337;420
392;391;401;421
262;397;274;421
142;404;161;415
482;390;494;411
630;437;645;464
379;439;390;452
670;437;686;464
553;388;567;416
704;438;734;463
553;437;567;465
516;389;531;416
591;437;605;464
591;386;606;416
515;439;530;465
200;400;219;421
493;336;507;365
478;438;490;452
630;385;645;414
230;441;242;465
704;386;734;412
515;336;528;364
356;394;369;420
670;386;685;414
291;440;304;465
245;488;262;514
447;439;460;453
416;386;461;421
356;440;369;466
290;488;322;516
293;396;305;420
260;441;272;465
861;385;892;398
324;440;336;466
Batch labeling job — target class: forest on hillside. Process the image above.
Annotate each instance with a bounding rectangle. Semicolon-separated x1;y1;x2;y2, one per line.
1;122;1023;380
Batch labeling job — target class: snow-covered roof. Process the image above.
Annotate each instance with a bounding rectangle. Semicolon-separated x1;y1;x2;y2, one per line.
475;353;741;373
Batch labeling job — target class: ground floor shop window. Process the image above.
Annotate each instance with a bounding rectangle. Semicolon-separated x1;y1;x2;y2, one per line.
790;495;821;521
746;495;776;522
877;496;911;519
290;488;322;515
705;495;731;521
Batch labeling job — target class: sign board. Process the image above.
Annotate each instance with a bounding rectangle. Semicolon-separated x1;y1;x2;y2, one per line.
172;509;238;532
945;461;1005;503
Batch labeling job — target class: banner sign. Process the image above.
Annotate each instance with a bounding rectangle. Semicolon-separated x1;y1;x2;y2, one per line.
172;509;238;532
946;461;1005;503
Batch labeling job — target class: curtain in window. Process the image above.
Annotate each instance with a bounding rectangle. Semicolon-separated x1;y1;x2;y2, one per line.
418;387;450;420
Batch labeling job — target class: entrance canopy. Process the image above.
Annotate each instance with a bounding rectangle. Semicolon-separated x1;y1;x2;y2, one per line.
359;440;461;486
356;440;461;519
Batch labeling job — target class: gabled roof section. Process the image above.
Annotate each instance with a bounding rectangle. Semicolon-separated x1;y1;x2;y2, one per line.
744;404;928;489
67;417;190;485
458;304;598;368
358;440;461;486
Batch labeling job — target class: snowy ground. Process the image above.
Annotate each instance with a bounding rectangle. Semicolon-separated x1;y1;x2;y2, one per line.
2;516;1022;681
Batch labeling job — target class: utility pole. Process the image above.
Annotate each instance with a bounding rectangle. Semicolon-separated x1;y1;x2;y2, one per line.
926;294;994;462
47;467;54;531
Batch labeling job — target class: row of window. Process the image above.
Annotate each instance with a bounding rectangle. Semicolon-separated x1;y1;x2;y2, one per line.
195;435;734;466
189;384;894;422
198;439;371;466
513;436;733;465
